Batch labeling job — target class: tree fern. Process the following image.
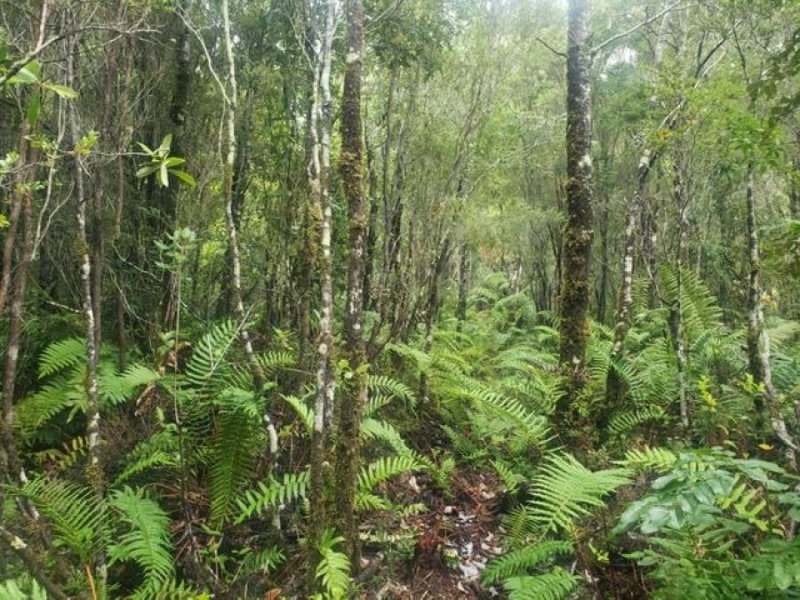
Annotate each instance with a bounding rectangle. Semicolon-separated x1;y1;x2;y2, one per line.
108;487;175;597
528;454;631;533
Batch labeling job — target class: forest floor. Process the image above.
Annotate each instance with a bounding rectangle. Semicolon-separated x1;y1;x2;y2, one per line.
361;467;505;599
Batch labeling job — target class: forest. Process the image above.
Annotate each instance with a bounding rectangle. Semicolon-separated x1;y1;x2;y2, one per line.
1;0;800;598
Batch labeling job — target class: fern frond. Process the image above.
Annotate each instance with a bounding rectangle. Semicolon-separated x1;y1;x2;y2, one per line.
315;529;351;600
482;539;573;583
367;374;416;407
357;455;420;493
38;337;85;377
209;410;262;525
528;454;631;533
235;470;310;522
609;407;667;437
618;446;677;472
257;350;296;375
504;568;579;600
15;477;102;562
183;320;239;392
108;487;174;597
282;394;314;434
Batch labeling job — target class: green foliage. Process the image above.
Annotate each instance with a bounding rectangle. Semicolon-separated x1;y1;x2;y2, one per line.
503;568;579;600
528;454;631;534
313;529;351;600
481;539;573;584
13;477;103;563
235;470;311;522
108;487;175;597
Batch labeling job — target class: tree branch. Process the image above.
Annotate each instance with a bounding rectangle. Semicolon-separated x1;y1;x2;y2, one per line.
536;36;567;59
0;525;69;600
591;1;694;57
0;24;157;88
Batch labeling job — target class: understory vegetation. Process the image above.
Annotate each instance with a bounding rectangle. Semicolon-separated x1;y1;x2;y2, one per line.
2;0;800;598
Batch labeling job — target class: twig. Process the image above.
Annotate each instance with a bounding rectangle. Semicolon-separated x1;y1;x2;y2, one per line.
536;36;567;59
591;1;694;57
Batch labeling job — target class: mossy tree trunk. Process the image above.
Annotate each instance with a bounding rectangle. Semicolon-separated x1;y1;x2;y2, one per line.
556;0;594;426
334;0;367;567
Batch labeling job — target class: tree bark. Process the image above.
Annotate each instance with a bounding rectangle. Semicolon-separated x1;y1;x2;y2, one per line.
68;30;106;593
456;243;469;332
308;0;338;575
746;166;798;464
334;0;367;566
557;0;594;425
221;0;279;469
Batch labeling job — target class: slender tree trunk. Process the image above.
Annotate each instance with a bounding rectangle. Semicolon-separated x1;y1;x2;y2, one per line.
0;123;30;316
334;0;367;566
68;31;106;594
596;191;609;323
456;243;469;332
670;157;689;433
557;0;593;425
790;155;800;219
746;166;798;464
363;127;379;311
0;180;34;525
308;0;338;576
221;0;279;472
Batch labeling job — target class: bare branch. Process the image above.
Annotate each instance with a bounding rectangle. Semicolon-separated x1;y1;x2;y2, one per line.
591;1;695;57
536;36;567;59
0;24;157;88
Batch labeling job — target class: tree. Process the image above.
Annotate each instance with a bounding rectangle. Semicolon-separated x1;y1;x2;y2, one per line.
557;0;594;428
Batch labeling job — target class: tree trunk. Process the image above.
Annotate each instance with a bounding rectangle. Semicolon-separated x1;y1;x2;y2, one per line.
670;157;689;433
557;0;594;425
68;31;106;594
334;0;367;566
746;166;798;464
456;243;469;332
221;0;279;469
308;0;338;576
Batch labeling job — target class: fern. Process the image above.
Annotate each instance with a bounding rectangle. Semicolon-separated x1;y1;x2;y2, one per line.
209;408;262;525
14;477;103;563
504;568;579;600
283;393;314;434
609;407;667;437
619;446;678;472
528;454;631;533
235;470;310;522
108;487;175;597
183;320;239;392
482;539;573;583
367;374;416;408
115;429;179;485
315;529;351;600
357;455;420;494
38;337;85;377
